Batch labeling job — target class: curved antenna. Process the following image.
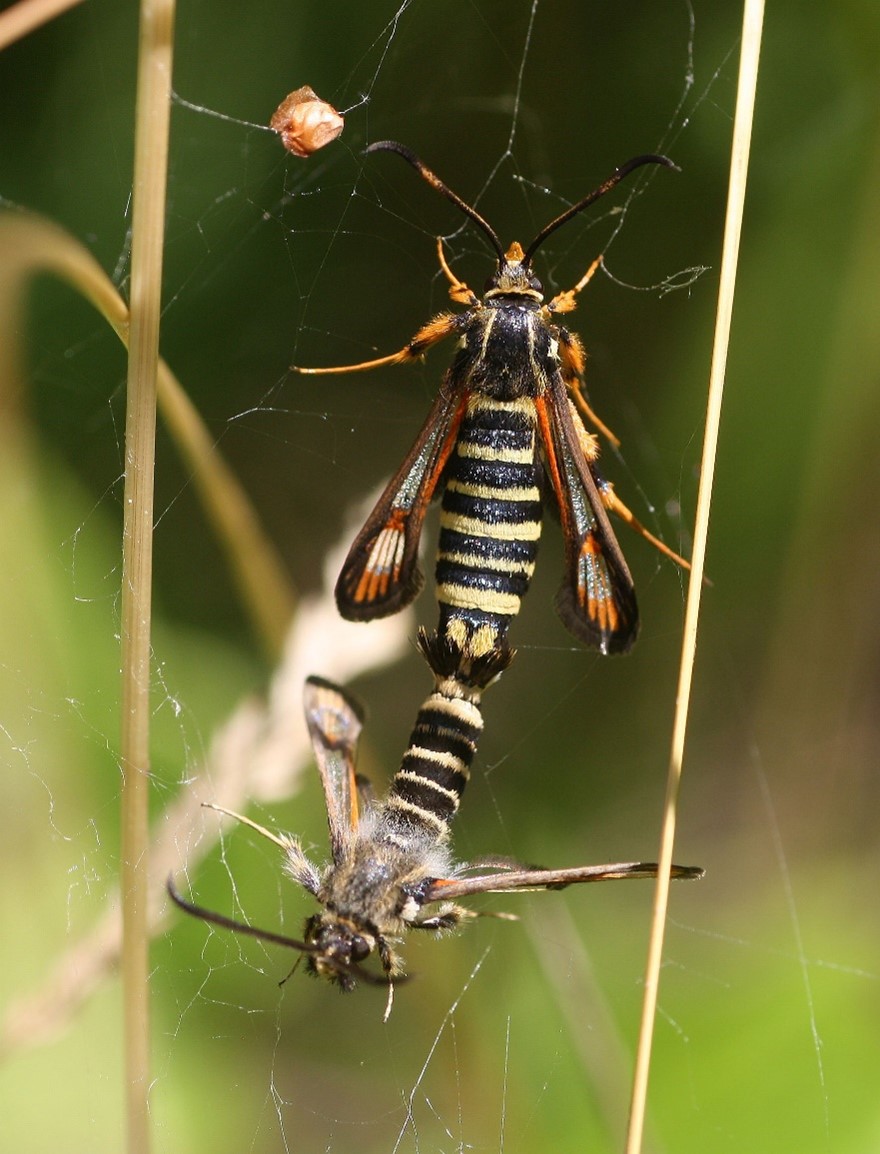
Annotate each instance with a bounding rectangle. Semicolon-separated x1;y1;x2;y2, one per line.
366;140;505;262
166;876;392;987
523;154;678;263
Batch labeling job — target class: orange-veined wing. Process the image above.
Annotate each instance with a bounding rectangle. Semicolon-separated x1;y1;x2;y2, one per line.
303;676;364;865
535;376;638;654
335;385;467;620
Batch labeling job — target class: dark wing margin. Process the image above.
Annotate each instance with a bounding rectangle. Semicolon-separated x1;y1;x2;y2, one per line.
423;861;704;902
535;379;638;654
335;384;468;620
303;676;365;864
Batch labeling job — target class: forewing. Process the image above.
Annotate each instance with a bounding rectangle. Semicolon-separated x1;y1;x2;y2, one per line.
536;381;638;654
336;385;467;620
423;861;704;902
303;676;364;864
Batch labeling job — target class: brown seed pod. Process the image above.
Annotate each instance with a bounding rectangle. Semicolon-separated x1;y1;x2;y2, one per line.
270;85;344;158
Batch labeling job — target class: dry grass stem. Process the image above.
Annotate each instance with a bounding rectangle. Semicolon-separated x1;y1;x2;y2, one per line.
0;0;84;51
625;2;766;1151
120;2;177;1151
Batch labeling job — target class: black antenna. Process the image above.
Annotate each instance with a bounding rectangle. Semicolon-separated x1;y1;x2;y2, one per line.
166;876;393;987
523;154;678;263
366;140;506;263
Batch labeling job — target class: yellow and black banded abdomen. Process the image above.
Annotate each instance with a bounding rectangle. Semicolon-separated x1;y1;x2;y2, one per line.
383;690;483;840
435;395;541;658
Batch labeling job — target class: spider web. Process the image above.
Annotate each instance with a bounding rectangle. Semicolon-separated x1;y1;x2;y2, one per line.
2;2;877;1153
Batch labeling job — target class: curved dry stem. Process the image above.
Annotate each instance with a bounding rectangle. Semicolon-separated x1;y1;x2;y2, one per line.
0;210;295;658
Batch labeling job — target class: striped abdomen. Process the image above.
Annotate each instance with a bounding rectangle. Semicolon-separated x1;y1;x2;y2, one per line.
435;394;542;660
382;685;483;842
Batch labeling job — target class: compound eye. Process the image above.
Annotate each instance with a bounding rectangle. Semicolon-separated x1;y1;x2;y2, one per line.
302;914;322;945
349;935;371;963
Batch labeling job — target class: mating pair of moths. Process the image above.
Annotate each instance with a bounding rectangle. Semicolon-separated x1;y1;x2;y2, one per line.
169;141;702;997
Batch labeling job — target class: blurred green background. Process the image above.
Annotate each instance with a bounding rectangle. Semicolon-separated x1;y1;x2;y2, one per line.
2;1;879;1151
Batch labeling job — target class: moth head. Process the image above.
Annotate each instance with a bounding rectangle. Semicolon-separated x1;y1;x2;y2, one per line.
302;911;377;991
485;241;544;300
167;876;396;996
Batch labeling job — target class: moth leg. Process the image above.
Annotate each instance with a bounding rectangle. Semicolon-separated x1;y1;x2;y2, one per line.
570;383;620;448
556;327;621;448
564;396;602;464
293;312;460;375
201;802;291;851
546;254;621;446
564;397;693;575
435;236;479;305
598;479;692;571
416;907;518;929
278;956;305;988
372;938;397;1020
546;252;604;315
413;903;473;932
375;936;400;974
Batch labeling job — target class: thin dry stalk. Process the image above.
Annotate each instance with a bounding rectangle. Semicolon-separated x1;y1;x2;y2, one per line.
0;0;84;51
120;2;176;1152
625;2;766;1151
